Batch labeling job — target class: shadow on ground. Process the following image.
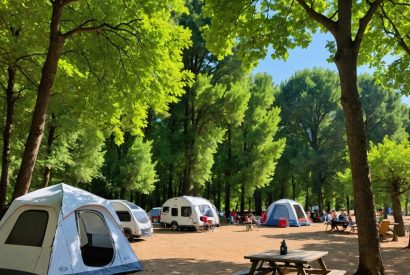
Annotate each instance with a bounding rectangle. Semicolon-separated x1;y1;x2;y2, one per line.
138;258;247;274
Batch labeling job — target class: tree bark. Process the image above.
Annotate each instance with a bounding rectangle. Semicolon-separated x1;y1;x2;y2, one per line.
12;2;65;199
240;176;245;213
224;127;232;217
254;189;262;215
335;43;384;275
0;65;17;210
42;113;56;188
291;174;296;200
391;182;405;236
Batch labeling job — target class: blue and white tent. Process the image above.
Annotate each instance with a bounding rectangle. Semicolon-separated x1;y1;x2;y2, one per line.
263;199;310;227
0;183;142;274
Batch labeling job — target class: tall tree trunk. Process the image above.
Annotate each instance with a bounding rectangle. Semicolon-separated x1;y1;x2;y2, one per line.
335;40;383;274
291;174;296;200
13;2;65;199
346;195;350;212
391;182;405;236
224;127;232;218
240;176;245;214
215;179;221;211
254;189;262;215
304;184;309;210
42;113;57;188
0;65;16;210
167;163;174;199
181;89;190;195
267;192;273;206
406;191;409;216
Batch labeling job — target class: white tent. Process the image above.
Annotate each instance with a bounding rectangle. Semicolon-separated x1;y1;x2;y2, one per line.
0;183;142;274
263;199;310;227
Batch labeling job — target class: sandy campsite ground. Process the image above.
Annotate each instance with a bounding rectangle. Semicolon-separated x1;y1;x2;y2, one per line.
131;217;410;275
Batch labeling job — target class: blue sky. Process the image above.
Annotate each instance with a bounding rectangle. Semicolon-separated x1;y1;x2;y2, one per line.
253;32;410;105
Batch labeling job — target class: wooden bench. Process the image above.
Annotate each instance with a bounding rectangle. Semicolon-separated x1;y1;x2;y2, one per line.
349;224;358;233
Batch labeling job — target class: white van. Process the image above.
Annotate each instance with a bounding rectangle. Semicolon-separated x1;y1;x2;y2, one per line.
111;200;153;240
160;196;220;231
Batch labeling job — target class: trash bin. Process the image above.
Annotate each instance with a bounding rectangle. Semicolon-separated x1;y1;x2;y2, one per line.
278;217;288;228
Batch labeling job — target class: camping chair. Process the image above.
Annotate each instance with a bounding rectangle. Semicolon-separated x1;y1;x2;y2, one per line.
378;220;394;241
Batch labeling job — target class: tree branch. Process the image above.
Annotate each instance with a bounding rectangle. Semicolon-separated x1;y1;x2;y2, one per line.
354;0;383;49
380;4;410;55
295;0;338;35
62;19;141;38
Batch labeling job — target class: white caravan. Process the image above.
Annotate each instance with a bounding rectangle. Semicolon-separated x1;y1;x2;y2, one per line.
111;200;153;240
160;196;220;230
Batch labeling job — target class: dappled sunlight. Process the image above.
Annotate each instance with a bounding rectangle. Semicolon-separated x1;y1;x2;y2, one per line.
131;223;410;274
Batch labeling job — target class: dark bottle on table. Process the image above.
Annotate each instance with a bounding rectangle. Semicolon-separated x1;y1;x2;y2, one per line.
280;239;287;255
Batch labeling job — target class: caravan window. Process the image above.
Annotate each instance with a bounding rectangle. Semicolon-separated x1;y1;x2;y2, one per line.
171;208;178;216
6;210;48;247
76;210;114;267
116;211;131;222
199;205;214;217
181;207;191;217
162;206;169;213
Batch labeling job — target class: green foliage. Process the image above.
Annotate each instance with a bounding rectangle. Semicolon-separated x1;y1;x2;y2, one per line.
236;73;285;195
273;69;345;207
359;74;409;145
369;137;410;194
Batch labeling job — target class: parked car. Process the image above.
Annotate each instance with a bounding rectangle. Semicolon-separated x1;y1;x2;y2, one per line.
111;200;153;241
148;207;161;224
160;196;220;231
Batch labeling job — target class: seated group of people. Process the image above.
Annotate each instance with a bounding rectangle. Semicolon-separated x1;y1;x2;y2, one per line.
228;209;257;224
326;209;355;231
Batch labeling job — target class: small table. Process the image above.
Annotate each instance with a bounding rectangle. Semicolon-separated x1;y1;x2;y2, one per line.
243;249;330;275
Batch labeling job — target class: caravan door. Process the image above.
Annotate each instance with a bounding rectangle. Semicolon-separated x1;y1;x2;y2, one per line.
0;206;57;274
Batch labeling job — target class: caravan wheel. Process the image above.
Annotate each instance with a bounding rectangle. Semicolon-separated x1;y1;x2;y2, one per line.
171;221;178;231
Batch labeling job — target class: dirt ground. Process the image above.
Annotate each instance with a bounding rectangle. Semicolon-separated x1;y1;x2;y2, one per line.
131;217;410;275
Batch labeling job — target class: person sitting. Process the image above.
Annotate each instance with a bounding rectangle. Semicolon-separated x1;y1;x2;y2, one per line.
347;211;355;226
338;209;348;229
229;209;240;224
377;208;384;223
330;209;338;232
338;209;347;222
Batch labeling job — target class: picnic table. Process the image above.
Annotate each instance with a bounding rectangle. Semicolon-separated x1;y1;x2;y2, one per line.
237;249;346;275
326;220;349;232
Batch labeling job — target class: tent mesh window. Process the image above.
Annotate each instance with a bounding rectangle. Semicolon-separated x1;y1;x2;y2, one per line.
293;204;306;220
6;210;48;247
76;210;114;267
273;205;289;219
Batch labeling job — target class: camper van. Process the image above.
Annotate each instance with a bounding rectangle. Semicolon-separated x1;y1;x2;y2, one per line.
160;196;220;231
111;200;153;240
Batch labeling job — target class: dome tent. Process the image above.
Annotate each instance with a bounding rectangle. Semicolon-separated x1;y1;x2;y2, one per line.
0;183;142;274
263;199;310;227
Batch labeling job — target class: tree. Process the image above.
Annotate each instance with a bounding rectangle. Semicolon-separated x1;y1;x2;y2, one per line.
231;73;285;213
275;68;345;213
1;0;191;199
368;137;410;236
360;74;409;146
202;0;408;272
